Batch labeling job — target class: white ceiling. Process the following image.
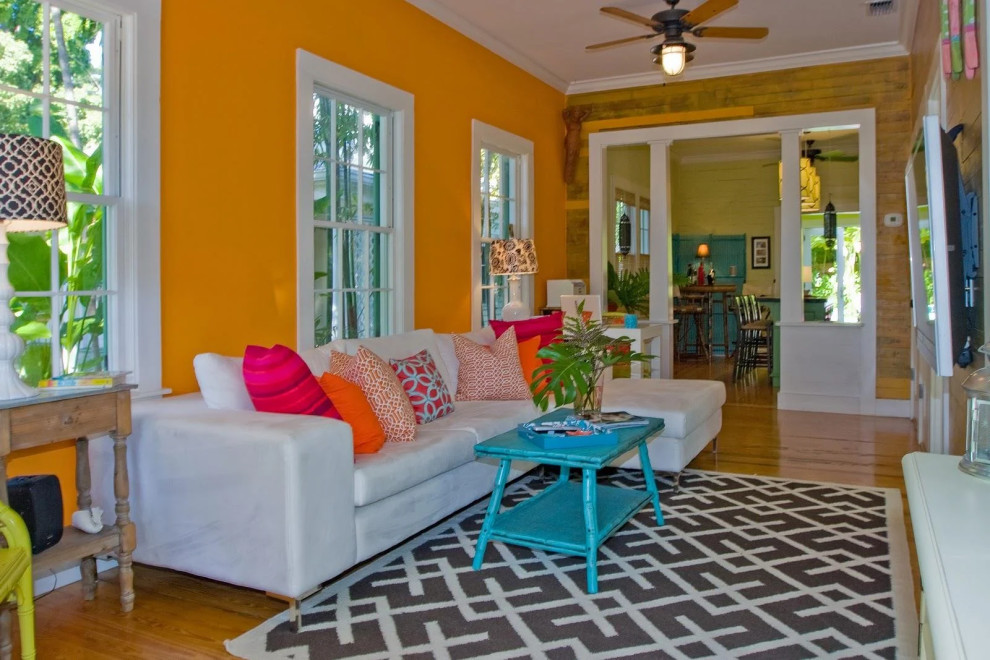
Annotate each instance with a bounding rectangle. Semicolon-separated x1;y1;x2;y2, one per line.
404;0;919;94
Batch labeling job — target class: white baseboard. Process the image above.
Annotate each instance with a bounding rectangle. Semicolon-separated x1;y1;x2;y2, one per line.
777;392;863;414
34;558;117;597
777;392;913;418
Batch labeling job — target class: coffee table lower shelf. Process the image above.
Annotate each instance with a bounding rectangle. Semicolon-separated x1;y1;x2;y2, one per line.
487;481;649;554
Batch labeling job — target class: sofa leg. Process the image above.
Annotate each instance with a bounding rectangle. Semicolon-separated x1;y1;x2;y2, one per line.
289;598;301;632
711;437;718;454
672;472;682;491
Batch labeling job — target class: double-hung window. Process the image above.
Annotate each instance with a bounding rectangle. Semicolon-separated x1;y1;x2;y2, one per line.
296;51;414;348
471;120;533;329
0;0;161;391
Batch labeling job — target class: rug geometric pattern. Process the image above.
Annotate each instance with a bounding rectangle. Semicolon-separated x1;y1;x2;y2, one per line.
226;470;916;659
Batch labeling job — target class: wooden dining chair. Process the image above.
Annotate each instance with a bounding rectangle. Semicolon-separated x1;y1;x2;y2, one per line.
0;502;34;659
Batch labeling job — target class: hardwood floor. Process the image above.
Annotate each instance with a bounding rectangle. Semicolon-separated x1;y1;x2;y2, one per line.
20;360;921;658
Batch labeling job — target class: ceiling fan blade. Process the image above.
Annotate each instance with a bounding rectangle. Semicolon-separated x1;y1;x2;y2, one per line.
681;0;738;28
693;26;769;39
586;33;658;51
819;154;859;162
600;7;660;29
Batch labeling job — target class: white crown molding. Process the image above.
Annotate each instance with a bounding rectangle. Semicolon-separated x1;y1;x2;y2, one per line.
567;41;908;96
403;0;569;92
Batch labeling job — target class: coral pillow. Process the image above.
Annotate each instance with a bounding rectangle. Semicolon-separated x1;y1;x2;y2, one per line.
328;350;361;385
489;312;563;349
390;349;455;424
356;347;417;443
318;373;386;454
452;327;531;400
516;335;544;386
242;344;341;419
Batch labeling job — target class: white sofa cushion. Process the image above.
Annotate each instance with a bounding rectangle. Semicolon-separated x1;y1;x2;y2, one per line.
353;427;478;506
602;378;725;439
320;329;454;394
351;398;539;506
192;353;253;411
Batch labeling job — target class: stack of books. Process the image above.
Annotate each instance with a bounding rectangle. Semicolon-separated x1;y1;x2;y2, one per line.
38;371;130;390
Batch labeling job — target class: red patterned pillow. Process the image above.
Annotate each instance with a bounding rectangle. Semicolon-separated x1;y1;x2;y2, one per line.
390;349;455;424
489;312;563;349
243;344;341;419
452;327;531;401
356;347;417;443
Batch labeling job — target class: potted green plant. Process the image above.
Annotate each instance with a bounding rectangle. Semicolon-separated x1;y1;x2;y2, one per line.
607;265;650;325
531;304;651;420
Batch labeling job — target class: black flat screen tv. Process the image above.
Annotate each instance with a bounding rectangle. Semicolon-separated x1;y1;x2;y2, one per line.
905;115;967;377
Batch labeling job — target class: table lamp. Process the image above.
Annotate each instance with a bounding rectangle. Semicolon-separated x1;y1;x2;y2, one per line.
490;238;538;321
696;243;710;286
0;134;69;399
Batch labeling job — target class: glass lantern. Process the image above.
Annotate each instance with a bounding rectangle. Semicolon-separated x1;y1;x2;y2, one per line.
960;342;990;479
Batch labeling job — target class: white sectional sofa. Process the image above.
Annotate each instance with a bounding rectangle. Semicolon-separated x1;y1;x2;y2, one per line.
88;328;724;621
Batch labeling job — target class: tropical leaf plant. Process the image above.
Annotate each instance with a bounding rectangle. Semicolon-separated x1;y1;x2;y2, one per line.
531;303;651;413
607;266;650;315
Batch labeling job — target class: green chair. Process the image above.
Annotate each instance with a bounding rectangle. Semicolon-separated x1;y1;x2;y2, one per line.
0;503;34;659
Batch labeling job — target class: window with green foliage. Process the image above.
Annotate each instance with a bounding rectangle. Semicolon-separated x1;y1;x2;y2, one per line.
802;213;862;323
311;89;393;345
0;0;115;383
478;148;517;325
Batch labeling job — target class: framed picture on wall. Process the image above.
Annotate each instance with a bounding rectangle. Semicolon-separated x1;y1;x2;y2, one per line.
751;236;771;269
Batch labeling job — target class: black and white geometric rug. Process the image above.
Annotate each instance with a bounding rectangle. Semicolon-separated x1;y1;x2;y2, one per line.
226;470;917;659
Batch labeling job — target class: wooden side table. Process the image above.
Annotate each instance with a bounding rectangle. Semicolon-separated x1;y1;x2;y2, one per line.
0;385;136;658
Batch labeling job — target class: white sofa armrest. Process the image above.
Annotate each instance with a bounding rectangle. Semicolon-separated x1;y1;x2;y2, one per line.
90;393;357;598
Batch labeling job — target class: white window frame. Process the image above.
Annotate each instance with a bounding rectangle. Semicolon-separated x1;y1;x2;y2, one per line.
295;50;414;349
470;120;533;330
3;0;162;396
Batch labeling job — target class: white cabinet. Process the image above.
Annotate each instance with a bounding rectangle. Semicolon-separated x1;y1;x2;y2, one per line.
903;452;990;659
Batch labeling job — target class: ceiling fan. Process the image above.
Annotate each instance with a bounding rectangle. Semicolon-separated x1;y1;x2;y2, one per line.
587;0;769;76
804;140;859;163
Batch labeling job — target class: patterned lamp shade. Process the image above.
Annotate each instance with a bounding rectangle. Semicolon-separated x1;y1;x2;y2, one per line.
490;238;538;275
0;134;68;231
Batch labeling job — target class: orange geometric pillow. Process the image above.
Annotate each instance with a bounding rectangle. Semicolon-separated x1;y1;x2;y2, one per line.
355;346;417;443
328;350;361;385
318;373;386;454
452;326;531;401
516;335;544;387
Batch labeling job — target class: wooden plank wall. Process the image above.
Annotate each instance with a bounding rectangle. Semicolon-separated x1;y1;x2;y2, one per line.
565;57;912;400
910;2;984;451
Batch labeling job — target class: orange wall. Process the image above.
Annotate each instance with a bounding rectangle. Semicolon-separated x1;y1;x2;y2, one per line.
11;0;567;521
160;0;567;395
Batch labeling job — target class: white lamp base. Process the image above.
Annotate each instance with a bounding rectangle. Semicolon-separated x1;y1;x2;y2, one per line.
501;275;531;321
0;226;36;400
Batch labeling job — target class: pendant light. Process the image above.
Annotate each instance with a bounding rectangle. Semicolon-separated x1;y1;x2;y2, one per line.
651;40;695;77
823;196;837;248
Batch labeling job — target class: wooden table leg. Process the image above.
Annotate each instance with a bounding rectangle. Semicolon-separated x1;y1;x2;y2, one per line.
581;468;599;594
473;459;511;571
112;432;135;612
75;437;98;601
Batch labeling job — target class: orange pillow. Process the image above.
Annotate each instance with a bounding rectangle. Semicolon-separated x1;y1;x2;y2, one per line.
517;335;544;386
319;373;386;454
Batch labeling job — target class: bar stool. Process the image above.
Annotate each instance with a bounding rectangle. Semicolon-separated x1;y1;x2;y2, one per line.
673;285;709;360
732;295;772;379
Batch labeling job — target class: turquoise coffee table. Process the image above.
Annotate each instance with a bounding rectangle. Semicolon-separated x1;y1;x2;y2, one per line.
472;408;665;593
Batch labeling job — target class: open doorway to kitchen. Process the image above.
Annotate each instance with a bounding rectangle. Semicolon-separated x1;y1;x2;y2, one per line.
589;109;877;415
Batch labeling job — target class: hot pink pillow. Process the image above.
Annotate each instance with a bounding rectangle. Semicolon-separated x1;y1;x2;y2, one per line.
390;349;455;424
489;312;563;349
452;327;531;401
243;344;341;419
